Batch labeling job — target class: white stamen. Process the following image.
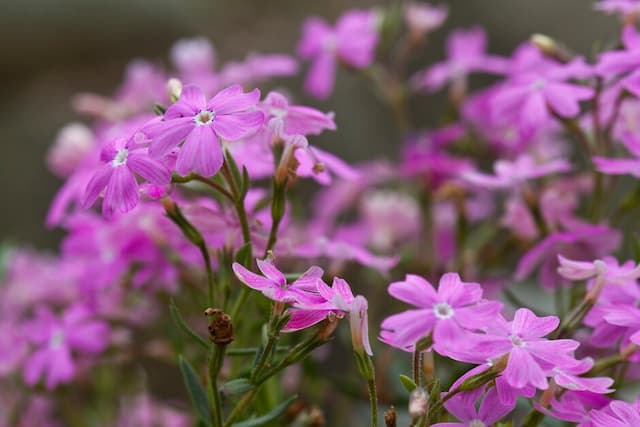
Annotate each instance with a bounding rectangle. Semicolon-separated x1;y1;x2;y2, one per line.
49;329;65;349
433;302;454;319
531;78;546;91
510;334;526;347
112;148;129;167
194;109;215;126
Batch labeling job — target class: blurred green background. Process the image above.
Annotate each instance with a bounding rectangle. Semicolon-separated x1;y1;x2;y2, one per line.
0;0;618;249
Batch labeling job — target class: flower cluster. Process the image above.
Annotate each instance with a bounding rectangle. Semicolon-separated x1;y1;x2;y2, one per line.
6;1;640;426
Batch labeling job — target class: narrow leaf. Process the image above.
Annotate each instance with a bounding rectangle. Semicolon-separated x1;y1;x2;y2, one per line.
235;243;252;268
170;299;209;350
179;355;212;427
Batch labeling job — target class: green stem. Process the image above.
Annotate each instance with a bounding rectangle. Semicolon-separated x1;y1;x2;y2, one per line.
223;388;258;427
208;344;227;427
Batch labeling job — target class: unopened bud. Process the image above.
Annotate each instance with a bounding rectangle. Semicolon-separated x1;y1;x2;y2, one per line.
408;387;428;418
205;308;234;345
384;406;397;427
167;78;183;103
531;33;572;63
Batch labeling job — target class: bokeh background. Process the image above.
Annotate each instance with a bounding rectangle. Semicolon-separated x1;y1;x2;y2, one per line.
0;0;619;249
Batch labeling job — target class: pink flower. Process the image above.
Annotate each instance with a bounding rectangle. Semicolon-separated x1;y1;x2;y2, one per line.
47;123;96;178
412;27;508;92
380;273;502;354
594;136;640;178
143;84;263;176
596;0;640;16
590;398;640;427
470;308;580;391
23;305;110;390
432;386;513;427
404;3;448;37
462;154;570;190
596;26;640;97
551;357;614;394
232;259;323;303
535;391;610;426
83;136;171;217
298;9;379;98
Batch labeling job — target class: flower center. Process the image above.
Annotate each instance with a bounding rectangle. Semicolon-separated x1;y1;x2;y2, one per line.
509;334;526;347
469;420;486;427
433;302;454;319
112;148;129;167
49;329;65;349
194;110;215;126
531;78;546;91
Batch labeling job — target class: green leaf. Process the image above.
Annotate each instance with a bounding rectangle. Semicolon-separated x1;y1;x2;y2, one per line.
170;299;209;350
178;355;212;427
240;166;250;199
221;378;255;396
224;150;243;197
399;374;417;393
235;243;252;268
231;395;297;427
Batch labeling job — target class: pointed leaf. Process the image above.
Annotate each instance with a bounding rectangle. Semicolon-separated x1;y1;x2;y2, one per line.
179;355;212;427
399;374;417;393
170;299;209;349
221;378;255;396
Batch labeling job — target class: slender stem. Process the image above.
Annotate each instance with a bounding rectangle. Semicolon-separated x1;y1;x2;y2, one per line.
412;350;423;388
223;388;258;427
208;344;226;427
172;173;234;202
368;378;379;427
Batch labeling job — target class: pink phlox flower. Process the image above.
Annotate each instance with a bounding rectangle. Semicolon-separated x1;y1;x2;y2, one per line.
469;308;580;391
551;357;614;394
218;53;298;88
297;9;379;98
115;60;168;112
491;45;593;136
535;391;610;426
143;84;263;176
516;225;622;288
295;145;360;185
412;27;508;92
232;259;323;303
596;0;640;16
596;25;640;97
380;273;502;354
23;305;110;389
47;123;97;178
501;196;539;239
247;91;335;146
404;3;448;37
83;134;171;218
558;255;640;285
171;37;219;94
590;398;640;427
433;385;513;427
462;154;570;190
594;135;640;177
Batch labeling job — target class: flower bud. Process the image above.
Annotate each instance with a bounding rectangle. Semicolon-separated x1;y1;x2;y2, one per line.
408;387;428;418
167;78;183;103
47;123;95;177
531;33;572;63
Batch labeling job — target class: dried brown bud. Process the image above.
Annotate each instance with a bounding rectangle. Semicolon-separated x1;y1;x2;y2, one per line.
384;406;397;427
205;308;234;345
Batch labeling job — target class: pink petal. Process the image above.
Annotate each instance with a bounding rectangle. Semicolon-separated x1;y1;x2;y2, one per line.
304;51;337;99
232;262;275;291
165;84;206;118
127;152;171;184
512;308;559;338
283;309;329;332
83;164;114;208
388;274;438;308
503;347;547;389
148;119;194;159
208;85;261;115
256;259;286;286
213;111;264;141
103;166;139;216
176;125;223;177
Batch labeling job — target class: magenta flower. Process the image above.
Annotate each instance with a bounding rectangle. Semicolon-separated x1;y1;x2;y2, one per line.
470;308;579;391
596;26;640;97
83;136;171;217
143;84;263;177
535;391;610;427
462;154;570;190
412;27;508;92
23;305;110;390
551;357;614;394
590;398;640;427
596;0;640;16
297;9;379;98
380;273;502;354
594;137;640;178
404;3;448;37
492;49;593;136
432;386;513;427
232;259;323;303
